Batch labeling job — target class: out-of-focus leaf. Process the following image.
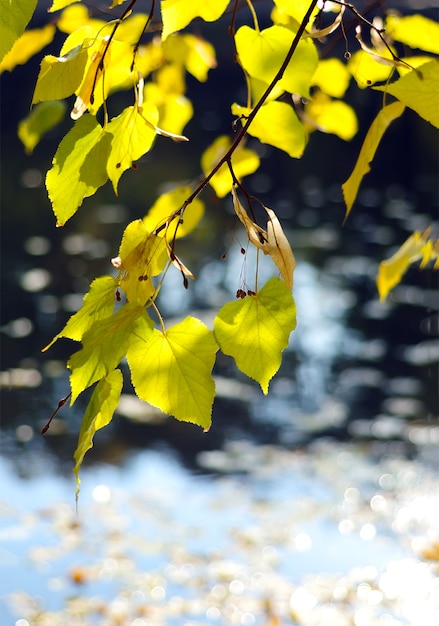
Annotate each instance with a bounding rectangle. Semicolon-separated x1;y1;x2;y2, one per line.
342;101;405;218
201;136;260;198
18;100;66;154
0;24;55;73
311;58;351;98
143;186;204;240
161;0;229;40
232;101;306;158
386;14;439;55
377;229;439;301
304;92;358;140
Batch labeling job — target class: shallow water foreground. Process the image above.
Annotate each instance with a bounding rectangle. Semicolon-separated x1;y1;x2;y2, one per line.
1;439;438;626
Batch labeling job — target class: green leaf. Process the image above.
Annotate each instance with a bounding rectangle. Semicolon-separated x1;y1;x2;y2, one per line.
106;104;159;194
43;276;118;351
374;60;439;128
0;23;55;73
68;304;153;402
235;25;318;98
18;101;66;154
0;0;37;64
342;101;405;218
214;277;297;394
386;14;439;55
127;317;218;429
46;114;111;225
232;101;306;158
73;369;123;498
161;0;230;41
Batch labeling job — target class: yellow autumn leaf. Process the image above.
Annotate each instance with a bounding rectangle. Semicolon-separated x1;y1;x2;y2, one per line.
161;0;230;41
143;186;204;240
273;0;320;28
49;0;80;12
201;136;260;198
348;49;394;88
18;101;66;154
232;101;306;158
312;58;351;98
0;24;55;73
163;33;217;82
116;219;168;304
374;60;439;129
106;104;159;193
304;92;358;141
127;317;218;429
342;101;405;218
386;14;439;55
377;229;439;301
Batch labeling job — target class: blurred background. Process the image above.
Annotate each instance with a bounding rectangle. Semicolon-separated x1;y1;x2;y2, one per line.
1;1;438;625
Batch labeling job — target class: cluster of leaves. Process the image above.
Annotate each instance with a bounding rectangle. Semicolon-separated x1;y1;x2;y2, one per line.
1;0;438;491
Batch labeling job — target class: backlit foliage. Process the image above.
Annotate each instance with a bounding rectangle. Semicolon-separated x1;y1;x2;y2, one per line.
1;0;438;493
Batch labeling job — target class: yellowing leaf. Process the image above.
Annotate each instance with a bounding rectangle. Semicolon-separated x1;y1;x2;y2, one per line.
232;101;306;158
127;317;218;429
0;24;55;73
0;0;36;64
304;93;358;140
49;0;80;12
161;0;230;41
377;229;439;301
18;100;66;154
115;222;167;305
214;277;297;394
312;58;351;98
273;0;320;28
43;276;118;351
163;34;217;82
143;186;204;239
201;136;260;198
232;188;296;289
235;25;318;98
348;49;394;88
56;5;106;34
46;114;111;225
73;369;123;498
374;60;439;128
106;104;159;193
342;101;405;218
68;304;153;402
386;14;439;55
32;47;89;105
